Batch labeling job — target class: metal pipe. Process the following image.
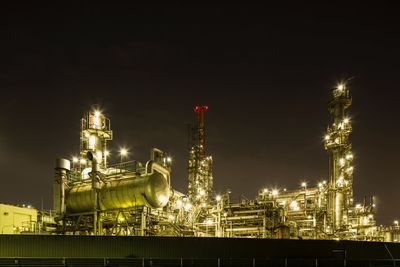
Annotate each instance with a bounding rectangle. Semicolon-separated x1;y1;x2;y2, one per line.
225;227;262;232
54;158;70;216
145;160;171;185
225;215;263;221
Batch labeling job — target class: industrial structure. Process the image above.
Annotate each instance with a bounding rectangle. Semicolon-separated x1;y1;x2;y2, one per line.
2;83;399;242
187;105;213;206
53;110;173;236
0;203;38;234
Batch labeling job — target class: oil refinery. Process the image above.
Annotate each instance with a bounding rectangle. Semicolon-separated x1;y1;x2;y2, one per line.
1;83;399;244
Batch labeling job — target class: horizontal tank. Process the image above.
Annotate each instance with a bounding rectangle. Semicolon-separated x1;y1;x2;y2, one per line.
66;172;170;213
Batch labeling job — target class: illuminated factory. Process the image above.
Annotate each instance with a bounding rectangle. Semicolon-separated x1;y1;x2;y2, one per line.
1;84;399;243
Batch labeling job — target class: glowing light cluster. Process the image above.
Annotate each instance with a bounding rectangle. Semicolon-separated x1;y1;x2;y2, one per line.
290;201;300;211
120;148;128;156
272;189;279;197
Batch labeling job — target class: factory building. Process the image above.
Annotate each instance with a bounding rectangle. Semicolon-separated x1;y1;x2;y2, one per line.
1;82;398;242
0;203;37;234
47;83;398;241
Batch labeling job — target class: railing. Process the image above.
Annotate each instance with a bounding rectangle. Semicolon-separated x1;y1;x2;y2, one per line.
0;257;399;267
69;161;145;181
106;161;145;176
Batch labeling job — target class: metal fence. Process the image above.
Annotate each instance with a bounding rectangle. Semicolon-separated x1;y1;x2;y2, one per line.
0;258;399;267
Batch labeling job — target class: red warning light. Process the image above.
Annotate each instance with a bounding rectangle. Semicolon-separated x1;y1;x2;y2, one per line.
194;105;208;112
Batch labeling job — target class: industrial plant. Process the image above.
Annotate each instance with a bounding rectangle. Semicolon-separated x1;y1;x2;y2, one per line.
1;83;399;243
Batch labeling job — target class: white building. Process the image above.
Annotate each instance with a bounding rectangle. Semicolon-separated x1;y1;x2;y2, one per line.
0;203;37;234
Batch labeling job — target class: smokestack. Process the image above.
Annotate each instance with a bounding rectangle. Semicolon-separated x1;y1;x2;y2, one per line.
194;105;208;157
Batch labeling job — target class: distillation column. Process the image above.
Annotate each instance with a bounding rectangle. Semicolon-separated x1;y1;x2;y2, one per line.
80;109;113;169
324;83;354;231
188;106;213;206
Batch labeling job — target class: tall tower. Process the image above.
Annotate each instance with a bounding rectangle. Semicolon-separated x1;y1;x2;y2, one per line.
188;106;213;205
80;109;113;169
324;83;354;231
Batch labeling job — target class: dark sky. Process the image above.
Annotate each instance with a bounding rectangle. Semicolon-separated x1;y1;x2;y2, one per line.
0;3;399;224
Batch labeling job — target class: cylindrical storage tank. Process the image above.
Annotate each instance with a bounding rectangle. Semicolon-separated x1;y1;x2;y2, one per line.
384;231;393;242
334;191;344;229
66;172;170;213
393;232;400;242
54;158;71;215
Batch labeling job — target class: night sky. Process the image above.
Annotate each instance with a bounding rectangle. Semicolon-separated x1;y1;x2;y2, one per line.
0;3;399;224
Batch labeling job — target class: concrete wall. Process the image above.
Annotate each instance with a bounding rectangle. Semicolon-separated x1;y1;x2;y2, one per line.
0;235;399;259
